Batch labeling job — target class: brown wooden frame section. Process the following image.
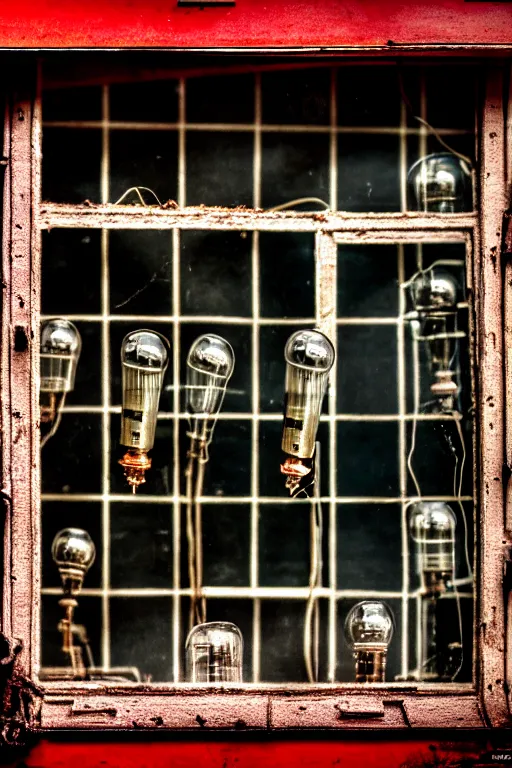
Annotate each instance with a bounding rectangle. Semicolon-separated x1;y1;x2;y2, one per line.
1;57;510;733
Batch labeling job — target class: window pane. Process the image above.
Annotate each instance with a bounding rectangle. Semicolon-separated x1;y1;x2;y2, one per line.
39;230;475;685
40;58;478;688
42;63;476;213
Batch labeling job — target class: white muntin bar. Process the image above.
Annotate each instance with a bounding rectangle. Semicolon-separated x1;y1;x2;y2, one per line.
42;494;474;505
172;227;182;682
251;72;262;684
43;119;472;138
100;84;111;670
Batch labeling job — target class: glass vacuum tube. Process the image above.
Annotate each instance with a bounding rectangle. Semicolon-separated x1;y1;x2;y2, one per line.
409;502;456;595
186;622;243;683
52;528;96;677
280;329;335;494
410;269;461;410
40;319;82;434
409;502;458;681
344;601;394;683
186;334;235;452
119;330;170;492
407;153;472;213
52;527;96;596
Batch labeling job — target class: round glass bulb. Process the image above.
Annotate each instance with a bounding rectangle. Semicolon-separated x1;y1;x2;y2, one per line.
40;318;82;393
407;153;472;213
345;601;394;649
411;270;458;314
185;621;243;683
121;330;169;370
409;501;457;544
186;334;235;418
409;502;457;582
284;329;335;372
52;528;96;595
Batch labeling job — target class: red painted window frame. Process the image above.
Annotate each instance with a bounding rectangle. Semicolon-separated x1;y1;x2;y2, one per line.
0;53;510;733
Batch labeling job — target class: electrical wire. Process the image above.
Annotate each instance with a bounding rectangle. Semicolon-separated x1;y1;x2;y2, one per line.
185;451;199;631
396;69;472;166
266;198;330;213
303;444;322;683
401;257;470;683
450;543;465;682
194;456;207;626
40;393;66;449
455;418;473;581
113;186;163;206
407;324;422;498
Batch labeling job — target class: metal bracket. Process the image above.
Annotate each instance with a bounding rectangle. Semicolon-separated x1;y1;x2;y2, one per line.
0;633;43;746
334;697;385;718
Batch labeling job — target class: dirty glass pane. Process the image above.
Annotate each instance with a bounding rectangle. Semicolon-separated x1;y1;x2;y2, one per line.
39;229;474;685
39;58;478;686
42;62;477;212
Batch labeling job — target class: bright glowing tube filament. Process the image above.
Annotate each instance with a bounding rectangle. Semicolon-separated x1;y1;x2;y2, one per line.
280;329;335;495
186;622;243;683
409;502;459;681
410;269;462;411
119;330;170;493
407;153;472;213
344;601;394;683
52;528;96;677
186;334;235;456
40;319;82;445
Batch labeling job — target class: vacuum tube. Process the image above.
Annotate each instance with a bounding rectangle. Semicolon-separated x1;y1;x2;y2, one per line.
186;333;235;457
407;153;472;213
40;319;82;445
409;268;462;411
119;330;170;492
344;601;394;683
186;622;243;683
410;501;456;595
409;502;460;681
280;329;335;495
52;528;95;677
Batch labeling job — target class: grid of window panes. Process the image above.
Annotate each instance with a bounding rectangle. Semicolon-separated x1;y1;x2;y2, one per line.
40;62;477;684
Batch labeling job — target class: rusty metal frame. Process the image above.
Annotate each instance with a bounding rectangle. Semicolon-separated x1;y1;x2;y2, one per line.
40;206;478;232
0;61;42;742
1;56;510;733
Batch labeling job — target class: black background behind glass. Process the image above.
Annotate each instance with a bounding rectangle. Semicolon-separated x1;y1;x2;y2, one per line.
41;59;477;684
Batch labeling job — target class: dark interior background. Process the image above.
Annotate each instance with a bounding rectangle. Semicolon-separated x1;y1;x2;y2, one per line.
40;60;476;684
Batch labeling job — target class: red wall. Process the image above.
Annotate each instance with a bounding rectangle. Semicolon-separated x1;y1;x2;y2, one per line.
0;0;511;49
4;738;508;767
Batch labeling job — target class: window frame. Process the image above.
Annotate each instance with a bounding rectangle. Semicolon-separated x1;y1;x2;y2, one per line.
1;57;509;732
